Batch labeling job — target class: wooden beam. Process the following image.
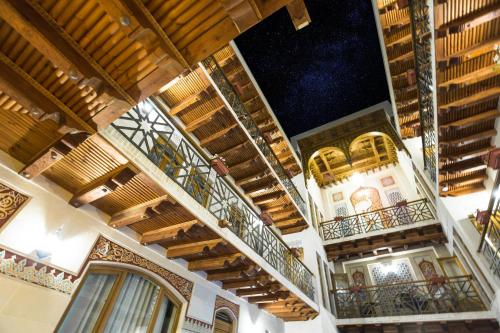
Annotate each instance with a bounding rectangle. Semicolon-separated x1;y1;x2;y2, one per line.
274;217;303;228
69;165;137;207
0;0;133;127
236;284;281;297
169;89;212;115
185;105;225;132
286;0;311;30
222;275;271;289
228;156;259;170
206;264;258;281
141;220;202;245
188;253;245;271
252;191;284;205
216;140;251;157
199;124;238;147
439;87;500;110
234;169;269;186
247;291;289;303
440;129;497;147
441;173;487;188
19;133;89;179
219;0;261;33
109;195;174;228
439;109;500;130
0;51;91;133
166;239;226;259
281;225;308;234
436;4;500;37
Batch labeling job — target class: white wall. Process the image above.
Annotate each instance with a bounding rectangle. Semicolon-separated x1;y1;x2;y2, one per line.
0;151;285;333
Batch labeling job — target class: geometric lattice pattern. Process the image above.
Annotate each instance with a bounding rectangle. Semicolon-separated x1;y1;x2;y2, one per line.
370;260;413;285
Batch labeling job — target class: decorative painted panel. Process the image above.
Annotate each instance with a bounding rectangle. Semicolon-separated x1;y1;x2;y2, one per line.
0;181;29;229
380;176;395;187
385;188;405;206
214;295;240;319
333;192;344;202
418;260;438;280
352;271;366;286
88;235;193;301
350;187;383;213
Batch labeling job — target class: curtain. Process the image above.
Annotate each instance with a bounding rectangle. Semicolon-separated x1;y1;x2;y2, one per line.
152;296;175;333
58;273;117;333
103;274;161;333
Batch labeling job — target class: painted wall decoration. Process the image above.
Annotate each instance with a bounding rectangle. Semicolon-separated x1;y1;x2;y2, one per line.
352;271;366;286
214;295;240;319
350;187;383;213
418;260;438;280
88;235;194;301
380;176;395;187
183;316;213;333
385;188;405;206
0;181;29;229
0;246;78;294
332;192;344;202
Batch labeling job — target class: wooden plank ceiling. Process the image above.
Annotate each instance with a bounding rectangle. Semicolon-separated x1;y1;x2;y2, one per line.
435;0;500;196
377;0;421;139
159;45;308;234
0;0;317;322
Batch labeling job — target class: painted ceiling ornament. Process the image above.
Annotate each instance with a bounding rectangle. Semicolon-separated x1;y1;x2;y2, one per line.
380;176;395;187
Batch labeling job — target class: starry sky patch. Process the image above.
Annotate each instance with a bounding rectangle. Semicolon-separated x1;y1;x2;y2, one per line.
235;0;390;136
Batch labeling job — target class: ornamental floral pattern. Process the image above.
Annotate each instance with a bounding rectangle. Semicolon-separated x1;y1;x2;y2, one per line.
214;295;240;319
0;181;29;228
0;247;78;294
88;235;193;301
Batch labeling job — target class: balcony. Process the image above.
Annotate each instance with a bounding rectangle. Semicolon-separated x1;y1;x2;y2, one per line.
109;98;314;300
320;199;444;260
333;275;485;319
200;55;307;217
320;199;434;241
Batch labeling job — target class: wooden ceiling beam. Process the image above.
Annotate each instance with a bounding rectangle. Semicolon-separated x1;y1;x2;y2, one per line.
0;0;134;127
437;38;499;64
219;0;262;33
441;173;487;189
439;87;500;111
168;89;212;115
436;3;500;37
236;284;281;297
206;265;258;281
19;132;90;179
188;253;245;271
286;0;311;30
109;195;174;228
222;274;271;289
185;105;225;132
241;177;277;194
247;291;289;304
166;238;226;259
0;51;91;134
199;123;238;147
440;157;487;176
440;109;500;130
69;164;137;207
440;129;497;147
141;219;202;245
252;191;284;205
281;225;308;234
228;156;259;170
440;145;492;162
216;140;251;157
234;169;269;185
274;217;303;228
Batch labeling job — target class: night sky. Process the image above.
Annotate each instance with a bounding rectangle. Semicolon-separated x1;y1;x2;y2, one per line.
235;0;390;137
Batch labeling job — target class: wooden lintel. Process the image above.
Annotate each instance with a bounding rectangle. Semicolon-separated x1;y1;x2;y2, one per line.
187;253;245;271
109;195;173;228
70;164;137;207
286;0;311;30
141;219;202;245
219;0;261;33
166;238;226;259
19;132;90;179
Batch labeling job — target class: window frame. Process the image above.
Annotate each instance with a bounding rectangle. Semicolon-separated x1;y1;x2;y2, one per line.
55;265;183;333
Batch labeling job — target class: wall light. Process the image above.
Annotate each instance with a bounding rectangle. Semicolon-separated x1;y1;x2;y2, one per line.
350;172;364;188
381;263;397;275
34;226;64;261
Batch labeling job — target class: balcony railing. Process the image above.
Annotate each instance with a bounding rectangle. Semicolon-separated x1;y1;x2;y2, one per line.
333;275;485;319
479;172;500;278
201;56;307;217
110;99;314;299
409;0;437;183
320;199;434;241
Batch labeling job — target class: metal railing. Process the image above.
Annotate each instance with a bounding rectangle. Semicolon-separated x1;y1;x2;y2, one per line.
110;99;314;299
479;172;500;278
333;275;485;318
409;0;437;183
320;199;434;241
201;56;307;217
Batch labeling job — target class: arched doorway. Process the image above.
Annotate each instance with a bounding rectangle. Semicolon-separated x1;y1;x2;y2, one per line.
213;309;237;333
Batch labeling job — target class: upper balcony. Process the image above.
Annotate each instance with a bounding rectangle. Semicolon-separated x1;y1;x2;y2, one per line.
333;275;486;319
320;198;445;260
157;44;308;234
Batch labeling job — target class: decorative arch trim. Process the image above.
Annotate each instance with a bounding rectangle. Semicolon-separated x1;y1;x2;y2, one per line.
87;235;193;301
214;295;240;320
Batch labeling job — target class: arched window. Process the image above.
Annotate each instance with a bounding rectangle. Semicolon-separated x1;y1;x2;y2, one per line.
213;309;237;333
56;266;181;333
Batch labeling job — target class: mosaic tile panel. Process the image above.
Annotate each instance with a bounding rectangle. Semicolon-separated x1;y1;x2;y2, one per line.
0;181;29;228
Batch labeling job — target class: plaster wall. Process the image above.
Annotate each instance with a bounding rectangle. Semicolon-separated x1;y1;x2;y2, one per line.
0;151;285;333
